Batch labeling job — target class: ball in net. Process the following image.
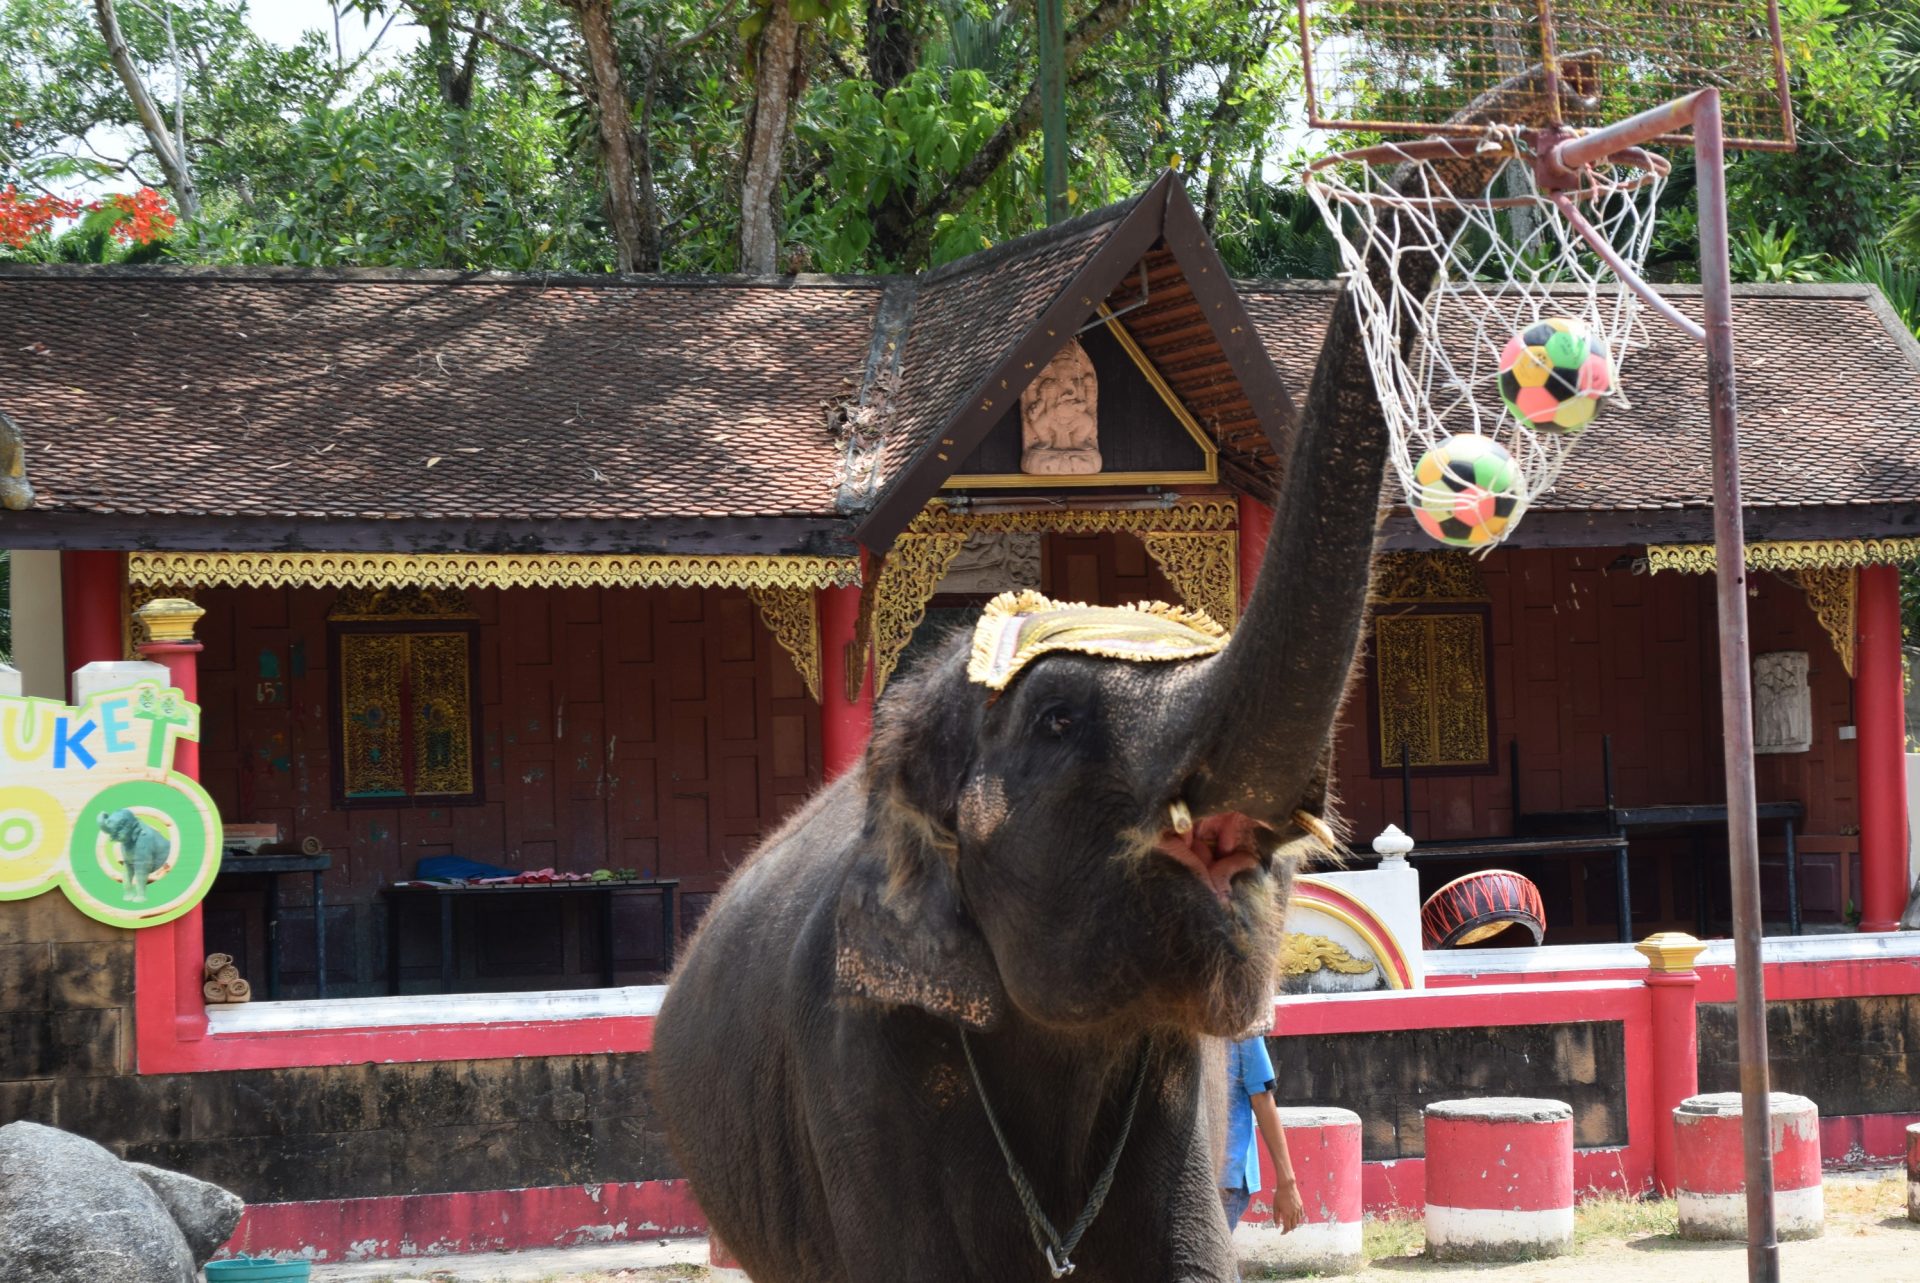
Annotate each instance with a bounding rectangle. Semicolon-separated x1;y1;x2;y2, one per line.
1413;434;1525;548
1498;317;1615;434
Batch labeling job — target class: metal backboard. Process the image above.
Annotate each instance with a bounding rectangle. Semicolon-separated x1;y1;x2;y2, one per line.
1297;0;1796;150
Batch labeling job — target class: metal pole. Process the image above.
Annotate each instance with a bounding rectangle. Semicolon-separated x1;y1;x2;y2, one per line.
1038;0;1068;225
1695;87;1780;1283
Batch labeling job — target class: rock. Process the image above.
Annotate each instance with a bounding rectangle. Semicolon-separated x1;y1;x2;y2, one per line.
129;1161;245;1265
0;1121;216;1283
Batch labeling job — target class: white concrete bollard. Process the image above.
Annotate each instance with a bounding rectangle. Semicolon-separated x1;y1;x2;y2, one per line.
1674;1092;1823;1241
1423;1097;1574;1262
1236;1106;1363;1276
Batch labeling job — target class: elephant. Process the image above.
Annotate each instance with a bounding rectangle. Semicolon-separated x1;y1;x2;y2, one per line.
653;64;1585;1283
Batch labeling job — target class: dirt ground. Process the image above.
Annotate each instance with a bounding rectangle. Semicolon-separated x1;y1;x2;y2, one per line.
317;1171;1917;1283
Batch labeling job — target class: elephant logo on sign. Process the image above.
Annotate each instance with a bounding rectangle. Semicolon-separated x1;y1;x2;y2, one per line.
98;809;170;904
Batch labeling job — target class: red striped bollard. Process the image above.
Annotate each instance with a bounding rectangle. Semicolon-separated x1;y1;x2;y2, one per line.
1423;1098;1574;1261
710;1231;750;1281
1907;1122;1919;1222
1674;1092;1823;1240
1239;1106;1363;1276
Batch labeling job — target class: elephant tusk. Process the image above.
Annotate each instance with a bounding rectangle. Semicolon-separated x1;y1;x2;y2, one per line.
1291;809;1336;849
1168;799;1193;835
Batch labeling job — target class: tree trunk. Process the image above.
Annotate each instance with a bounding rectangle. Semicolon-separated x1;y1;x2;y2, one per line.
92;0;198;220
569;0;656;272
865;0;915;91
740;0;805;274
877;0;1141;268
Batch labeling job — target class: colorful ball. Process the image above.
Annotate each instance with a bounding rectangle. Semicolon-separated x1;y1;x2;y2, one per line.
1498;316;1614;434
1412;434;1524;548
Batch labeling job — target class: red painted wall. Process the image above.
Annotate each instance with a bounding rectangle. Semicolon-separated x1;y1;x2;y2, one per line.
191;584;822;991
1331;548;1859;936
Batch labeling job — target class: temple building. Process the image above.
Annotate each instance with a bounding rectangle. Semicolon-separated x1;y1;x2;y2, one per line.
2;176;1917;1257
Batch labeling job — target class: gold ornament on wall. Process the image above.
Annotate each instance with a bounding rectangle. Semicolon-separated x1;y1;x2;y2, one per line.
1646;538;1920;575
748;587;823;702
128;551;861;594
1140;531;1239;627
1790;567;1856;677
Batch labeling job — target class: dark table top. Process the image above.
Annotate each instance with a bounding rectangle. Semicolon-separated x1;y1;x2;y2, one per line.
383;878;680;896
218;853;332;875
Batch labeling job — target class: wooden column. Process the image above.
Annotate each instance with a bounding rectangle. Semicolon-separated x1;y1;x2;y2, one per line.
1856;564;1908;933
818;553;874;780
1237;494;1273;614
59;550;123;679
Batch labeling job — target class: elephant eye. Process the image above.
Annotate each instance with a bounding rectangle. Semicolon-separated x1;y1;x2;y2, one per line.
1036;703;1075;738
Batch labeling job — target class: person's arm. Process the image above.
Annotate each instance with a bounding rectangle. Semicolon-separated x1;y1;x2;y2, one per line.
1250;1090;1304;1233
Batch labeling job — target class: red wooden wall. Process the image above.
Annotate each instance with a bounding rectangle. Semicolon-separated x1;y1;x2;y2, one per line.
1330;547;1859;939
193;584;821;993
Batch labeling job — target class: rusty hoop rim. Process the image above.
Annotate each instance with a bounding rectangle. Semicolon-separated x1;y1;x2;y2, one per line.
1304;136;1671;212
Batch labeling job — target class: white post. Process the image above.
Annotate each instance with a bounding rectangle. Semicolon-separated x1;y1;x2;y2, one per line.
8;549;65;700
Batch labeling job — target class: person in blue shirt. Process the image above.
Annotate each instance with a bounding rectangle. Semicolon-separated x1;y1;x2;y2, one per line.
1221;1034;1304;1234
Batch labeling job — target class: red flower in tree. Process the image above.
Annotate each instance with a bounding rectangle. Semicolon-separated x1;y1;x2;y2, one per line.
89;188;178;245
0;186;81;248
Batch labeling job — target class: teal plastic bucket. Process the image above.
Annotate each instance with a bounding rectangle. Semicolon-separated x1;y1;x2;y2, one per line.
205;1255;311;1282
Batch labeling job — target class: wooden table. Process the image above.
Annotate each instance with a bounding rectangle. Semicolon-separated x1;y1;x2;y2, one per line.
381;879;679;995
1611;802;1805;937
216;852;332;999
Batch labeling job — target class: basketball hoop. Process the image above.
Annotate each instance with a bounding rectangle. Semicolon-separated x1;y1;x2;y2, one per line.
1305;132;1670;548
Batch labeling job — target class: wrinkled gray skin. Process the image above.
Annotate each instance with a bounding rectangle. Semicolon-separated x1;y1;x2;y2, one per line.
655;68;1579;1283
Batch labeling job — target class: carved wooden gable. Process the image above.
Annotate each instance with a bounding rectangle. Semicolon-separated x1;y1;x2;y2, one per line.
948;318;1216;489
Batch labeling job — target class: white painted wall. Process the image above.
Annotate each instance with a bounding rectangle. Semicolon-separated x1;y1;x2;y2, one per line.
8;549;64;700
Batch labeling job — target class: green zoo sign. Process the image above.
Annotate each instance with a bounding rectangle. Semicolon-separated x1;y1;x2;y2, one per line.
0;683;222;928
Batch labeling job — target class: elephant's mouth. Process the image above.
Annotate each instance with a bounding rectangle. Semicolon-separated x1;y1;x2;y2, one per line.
1153;811;1266;904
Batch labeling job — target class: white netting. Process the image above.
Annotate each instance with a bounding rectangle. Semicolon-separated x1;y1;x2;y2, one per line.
1304;134;1669;547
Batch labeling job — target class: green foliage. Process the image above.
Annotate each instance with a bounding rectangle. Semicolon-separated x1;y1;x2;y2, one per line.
1730;221;1826;284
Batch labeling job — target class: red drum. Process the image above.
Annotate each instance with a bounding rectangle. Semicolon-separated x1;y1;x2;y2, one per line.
1422;869;1546;948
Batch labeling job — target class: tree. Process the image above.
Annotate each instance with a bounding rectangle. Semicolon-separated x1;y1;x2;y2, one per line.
92;0;198;218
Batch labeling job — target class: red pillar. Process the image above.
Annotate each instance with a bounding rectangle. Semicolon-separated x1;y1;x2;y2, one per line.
60;550;124;678
1856;564;1908;933
1636;932;1706;1195
1237;494;1274;614
133;597;208;1051
818;553;874;781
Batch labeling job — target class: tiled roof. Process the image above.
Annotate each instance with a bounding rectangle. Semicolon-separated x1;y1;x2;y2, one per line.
1238;282;1920;514
3;249;1917;538
878;194;1143;488
0;269;881;521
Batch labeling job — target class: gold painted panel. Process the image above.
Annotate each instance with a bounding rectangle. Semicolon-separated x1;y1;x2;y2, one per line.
340;633;408;798
408;633;475;796
1374;612;1490;769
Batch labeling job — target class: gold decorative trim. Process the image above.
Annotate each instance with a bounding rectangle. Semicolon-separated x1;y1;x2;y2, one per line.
1791;567;1856;678
1140;531;1239;626
860;532;971;696
1634;931;1706;974
134;597;205;644
128;551;862;593
907;499;1239;537
1647;539;1920;575
748;587;822;702
1372;551;1490;602
329;586;476;620
943;308;1219;490
124;581;183;660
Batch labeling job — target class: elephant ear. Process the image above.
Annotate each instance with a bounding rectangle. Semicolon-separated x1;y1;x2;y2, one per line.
832;857;1005;1030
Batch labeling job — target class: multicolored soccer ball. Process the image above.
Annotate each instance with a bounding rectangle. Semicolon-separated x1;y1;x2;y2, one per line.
1498;317;1614;433
1412;434;1524;548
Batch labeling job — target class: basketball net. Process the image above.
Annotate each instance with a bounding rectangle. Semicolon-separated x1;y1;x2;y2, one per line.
1305;133;1668;546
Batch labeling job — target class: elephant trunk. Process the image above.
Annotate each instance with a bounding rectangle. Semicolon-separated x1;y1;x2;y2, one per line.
1174;60;1580;831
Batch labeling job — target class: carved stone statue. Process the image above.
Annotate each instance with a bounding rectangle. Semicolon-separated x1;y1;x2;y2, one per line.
99;808;169;903
1019;339;1100;475
1752;650;1812;754
0;409;35;511
936;532;1042;597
